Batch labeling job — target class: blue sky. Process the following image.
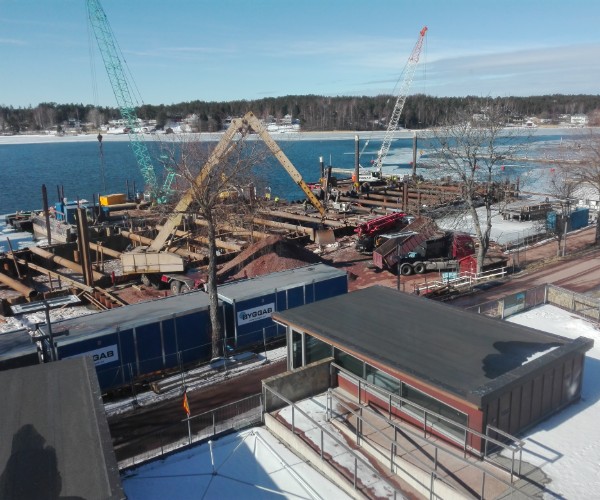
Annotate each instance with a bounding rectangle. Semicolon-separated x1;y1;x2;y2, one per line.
1;0;600;108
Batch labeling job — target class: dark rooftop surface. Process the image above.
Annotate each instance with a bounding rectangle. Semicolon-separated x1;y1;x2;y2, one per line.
273;286;592;405
0;356;124;499
40;289;211;340
216;263;347;302
0;328;36;363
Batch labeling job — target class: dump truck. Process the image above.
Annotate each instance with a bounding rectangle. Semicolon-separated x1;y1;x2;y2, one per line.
372;218;476;275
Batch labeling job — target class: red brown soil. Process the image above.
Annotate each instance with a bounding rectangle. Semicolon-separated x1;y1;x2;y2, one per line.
113;284;170;304
219;235;322;280
111;226;600;304
318;227;600;294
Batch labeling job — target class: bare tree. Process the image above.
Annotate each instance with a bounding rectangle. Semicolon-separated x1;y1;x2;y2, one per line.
427;102;531;272
544;166;578;256
172;133;270;358
86;107;104;129
567;131;600;245
31;105;56;131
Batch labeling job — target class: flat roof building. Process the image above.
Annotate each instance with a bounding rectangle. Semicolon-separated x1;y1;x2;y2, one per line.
0;356;124;499
273;286;593;452
39;291;216;392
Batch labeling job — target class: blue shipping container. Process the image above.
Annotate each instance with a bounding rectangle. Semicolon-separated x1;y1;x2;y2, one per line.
547;208;589;232
40;291;217;391
216;264;348;348
570;207;589;230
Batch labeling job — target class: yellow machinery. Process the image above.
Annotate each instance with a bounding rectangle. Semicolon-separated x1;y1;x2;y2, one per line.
121;112;330;275
99;193;127;206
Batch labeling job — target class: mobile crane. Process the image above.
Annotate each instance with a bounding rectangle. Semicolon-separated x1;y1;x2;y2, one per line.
121;111;330;288
365;26;428;178
354;212;410;253
86;0;175;202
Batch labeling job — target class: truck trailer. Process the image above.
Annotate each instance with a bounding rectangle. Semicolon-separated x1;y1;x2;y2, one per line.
373;219;475;275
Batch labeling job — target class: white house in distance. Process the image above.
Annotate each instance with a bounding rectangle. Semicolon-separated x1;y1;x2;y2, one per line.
266;114;301;133
572;182;600;215
571;114;588;126
103;118;156;134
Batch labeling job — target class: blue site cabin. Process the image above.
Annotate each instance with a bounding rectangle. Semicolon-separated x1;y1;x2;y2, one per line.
216;264;348;349
39;291;217;391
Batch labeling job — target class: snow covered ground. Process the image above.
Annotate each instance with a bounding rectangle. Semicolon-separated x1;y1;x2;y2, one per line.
506;305;600;499
117;304;599;499
436;204;540;245
105;347;287;418
277;395;397;499
121;426;350;500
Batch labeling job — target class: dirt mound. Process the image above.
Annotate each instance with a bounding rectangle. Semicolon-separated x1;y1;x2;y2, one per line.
218;235;322;280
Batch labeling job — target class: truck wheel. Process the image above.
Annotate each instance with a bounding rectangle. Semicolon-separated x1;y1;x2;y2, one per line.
142;274;160;289
170;281;182;295
413;262;426;274
400;263;413;276
180;283;192;293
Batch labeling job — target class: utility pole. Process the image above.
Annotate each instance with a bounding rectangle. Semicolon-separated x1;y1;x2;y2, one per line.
36;302;69;362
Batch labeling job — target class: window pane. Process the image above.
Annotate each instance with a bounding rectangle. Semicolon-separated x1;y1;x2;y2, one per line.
366;365;401;394
334;349;364;378
292;331;302;369
305;334;331;364
401;384;467;439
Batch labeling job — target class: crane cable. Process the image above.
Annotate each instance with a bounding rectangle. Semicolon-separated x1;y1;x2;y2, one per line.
86;5;107;194
359;46;413;168
100;11;177;198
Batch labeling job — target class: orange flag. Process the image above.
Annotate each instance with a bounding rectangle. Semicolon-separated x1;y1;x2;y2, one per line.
183;390;190;417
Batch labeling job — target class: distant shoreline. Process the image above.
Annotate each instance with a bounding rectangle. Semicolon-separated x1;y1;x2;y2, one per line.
0;126;593;145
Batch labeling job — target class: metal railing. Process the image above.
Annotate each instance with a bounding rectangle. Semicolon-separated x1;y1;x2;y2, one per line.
331;363;525;482
328;390;524;499
97;328;284;396
262;383;404;499
467;283;547;319
413;267;509;296
467;282;600;323
117;393;263;470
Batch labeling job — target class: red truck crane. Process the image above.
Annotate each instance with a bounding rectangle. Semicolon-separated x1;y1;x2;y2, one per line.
354;212;410;253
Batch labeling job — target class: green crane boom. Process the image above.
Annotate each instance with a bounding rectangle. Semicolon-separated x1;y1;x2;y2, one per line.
86;0;173;201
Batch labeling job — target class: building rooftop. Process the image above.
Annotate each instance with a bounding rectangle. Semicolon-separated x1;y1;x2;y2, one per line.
121;427;348;499
0;356;124;499
273;286;593;405
0;328;37;365
216;263;346;302
40;290;211;341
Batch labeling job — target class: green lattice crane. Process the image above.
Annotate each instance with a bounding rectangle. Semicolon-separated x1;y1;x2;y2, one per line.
86;0;174;202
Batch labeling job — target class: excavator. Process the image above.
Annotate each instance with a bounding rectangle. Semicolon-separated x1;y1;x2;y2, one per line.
120;111;332;290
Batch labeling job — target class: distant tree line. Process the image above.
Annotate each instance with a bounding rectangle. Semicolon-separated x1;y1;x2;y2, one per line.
2;94;600;134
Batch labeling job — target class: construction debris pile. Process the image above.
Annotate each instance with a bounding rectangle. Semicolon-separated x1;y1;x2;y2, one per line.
219;236;323;281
